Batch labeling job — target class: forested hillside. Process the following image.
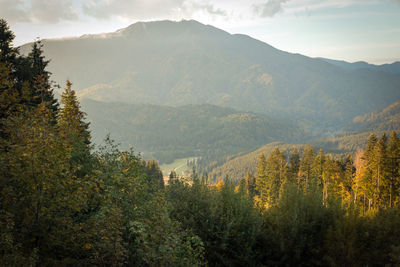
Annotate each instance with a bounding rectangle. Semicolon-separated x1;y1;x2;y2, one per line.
3;19;400;266
201;142;303;182
349;101;400;133
310;101;400;155
81;99;300;163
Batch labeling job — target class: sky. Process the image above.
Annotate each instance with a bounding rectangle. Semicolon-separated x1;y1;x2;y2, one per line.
1;0;400;64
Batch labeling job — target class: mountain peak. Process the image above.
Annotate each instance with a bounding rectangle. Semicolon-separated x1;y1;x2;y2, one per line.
114;19;228;38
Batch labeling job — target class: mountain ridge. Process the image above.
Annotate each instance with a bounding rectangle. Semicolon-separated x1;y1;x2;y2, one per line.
20;19;400;135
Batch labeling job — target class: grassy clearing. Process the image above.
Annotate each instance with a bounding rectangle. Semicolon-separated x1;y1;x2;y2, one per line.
160;157;198;177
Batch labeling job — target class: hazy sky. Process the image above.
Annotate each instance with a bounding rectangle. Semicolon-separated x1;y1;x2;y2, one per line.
1;0;400;64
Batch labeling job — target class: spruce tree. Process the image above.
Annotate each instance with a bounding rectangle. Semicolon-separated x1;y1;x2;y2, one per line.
372;134;388;208
387;131;400;207
299;144;316;186
245;171;256;198
0;19;18;65
288;148;300;184
58;80;91;177
27;40;58;116
255;153;268;204
265;147;287;205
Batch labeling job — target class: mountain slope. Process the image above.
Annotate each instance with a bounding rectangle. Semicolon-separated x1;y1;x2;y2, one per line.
81;99;300;163
21;20;400;133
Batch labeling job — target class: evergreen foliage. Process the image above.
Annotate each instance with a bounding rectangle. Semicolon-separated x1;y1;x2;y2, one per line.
2;19;400;266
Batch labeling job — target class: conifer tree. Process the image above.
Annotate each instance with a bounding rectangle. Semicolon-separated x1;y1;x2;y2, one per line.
255;153;268;204
387;131;400;207
27;40;58;115
338;155;355;203
245;171;256;198
169;170;177;184
144;159;164;190
371;134;388;208
264;147;287;205
0;19;18;65
299;144;316;186
288;148;300;184
58;80;91;176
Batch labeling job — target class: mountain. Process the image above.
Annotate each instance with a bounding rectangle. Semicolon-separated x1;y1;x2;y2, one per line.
319;58;400;74
81;99;300;164
20;20;400;134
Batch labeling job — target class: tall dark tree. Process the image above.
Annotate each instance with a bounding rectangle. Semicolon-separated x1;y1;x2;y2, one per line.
245;171;257;199
387;131;400;207
299;144;316;186
0;19;18;65
27;40;58;115
288;148;300;184
264;148;287;205
256;153;268;204
144;159;164;190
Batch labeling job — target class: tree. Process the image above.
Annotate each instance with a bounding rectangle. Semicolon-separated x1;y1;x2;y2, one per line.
288;148;300;184
264;148;287;205
27;40;58;116
144;159;164;190
58;80;91;177
371;134;388;209
245;171;257;199
299;144;316;187
386;131;400;207
0;19;18;65
255;153;268;204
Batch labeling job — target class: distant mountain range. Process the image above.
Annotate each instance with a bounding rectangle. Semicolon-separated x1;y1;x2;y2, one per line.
318;58;400;74
20;20;400;135
19;20;400;167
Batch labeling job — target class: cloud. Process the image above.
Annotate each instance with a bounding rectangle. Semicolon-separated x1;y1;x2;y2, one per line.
253;0;290;17
82;0;227;21
82;0;184;20
0;0;227;24
190;2;227;16
0;0;78;24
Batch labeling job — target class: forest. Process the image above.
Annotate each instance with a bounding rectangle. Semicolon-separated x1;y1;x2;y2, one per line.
1;18;400;266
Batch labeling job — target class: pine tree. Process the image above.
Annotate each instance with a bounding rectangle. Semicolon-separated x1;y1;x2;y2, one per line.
0;19;18;65
245;171;256;199
58;80;91;177
387;131;400;207
0;19;29;134
27;40;58;115
299;144;316;187
338;155;355;203
371;134;388;208
169;170;177;184
255;153;268;204
144;159;164;190
264;147;287;205
288;148;300;184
